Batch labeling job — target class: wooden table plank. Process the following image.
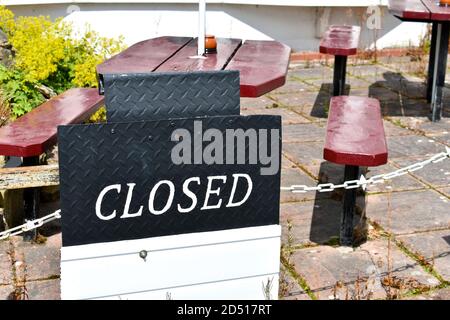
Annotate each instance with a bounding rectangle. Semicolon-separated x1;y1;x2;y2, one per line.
97;36;192;75
0;88;104;157
98;36;291;98
319;25;361;56
225;40;291;97
388;0;431;20
422;0;450;21
155;38;242;72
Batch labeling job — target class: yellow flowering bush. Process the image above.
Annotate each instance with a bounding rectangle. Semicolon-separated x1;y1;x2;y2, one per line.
0;6;125;119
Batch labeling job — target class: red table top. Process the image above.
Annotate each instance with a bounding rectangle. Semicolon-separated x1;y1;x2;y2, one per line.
0;88;104;157
97;36;291;98
388;0;450;21
319;25;361;56
324;96;388;167
423;0;450;20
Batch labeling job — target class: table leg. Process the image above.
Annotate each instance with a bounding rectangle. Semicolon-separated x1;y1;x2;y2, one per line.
341;165;359;247
333;55;347;96
427;23;438;103
430;23;449;122
22;156;40;241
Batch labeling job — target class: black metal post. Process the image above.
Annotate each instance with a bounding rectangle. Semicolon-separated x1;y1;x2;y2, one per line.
341;165;359;247
22;156;40;241
431;23;449;122
333;55;348;96
427;23;438;103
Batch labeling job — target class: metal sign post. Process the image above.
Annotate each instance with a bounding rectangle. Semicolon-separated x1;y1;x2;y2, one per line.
197;0;206;56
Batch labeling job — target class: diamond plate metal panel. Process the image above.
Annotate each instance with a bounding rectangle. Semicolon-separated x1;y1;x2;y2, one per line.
58;115;281;247
103;70;240;123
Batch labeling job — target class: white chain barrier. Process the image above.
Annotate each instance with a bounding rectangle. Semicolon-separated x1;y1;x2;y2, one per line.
0;210;61;241
281;147;450;193
0;147;449;241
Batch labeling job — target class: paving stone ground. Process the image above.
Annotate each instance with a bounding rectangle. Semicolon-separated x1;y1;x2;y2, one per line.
1;57;449;300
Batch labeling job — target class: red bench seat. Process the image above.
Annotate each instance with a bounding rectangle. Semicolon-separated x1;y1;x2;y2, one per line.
319;25;361;97
324;96;388;167
319;25;361;57
0;88;104;158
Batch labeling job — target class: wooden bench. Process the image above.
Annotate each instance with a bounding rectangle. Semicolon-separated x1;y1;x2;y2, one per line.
0;88;104;240
319;25;361;96
324;96;388;246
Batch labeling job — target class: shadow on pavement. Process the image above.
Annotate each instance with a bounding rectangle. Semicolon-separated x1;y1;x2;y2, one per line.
309;161;368;246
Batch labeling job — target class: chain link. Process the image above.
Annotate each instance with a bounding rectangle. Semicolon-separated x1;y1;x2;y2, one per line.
281;147;450;193
0;148;449;241
0;210;61;241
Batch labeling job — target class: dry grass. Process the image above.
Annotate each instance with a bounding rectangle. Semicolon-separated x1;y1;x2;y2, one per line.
6;241;29;300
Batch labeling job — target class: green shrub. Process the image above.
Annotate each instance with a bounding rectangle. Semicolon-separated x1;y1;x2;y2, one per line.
0;6;125;120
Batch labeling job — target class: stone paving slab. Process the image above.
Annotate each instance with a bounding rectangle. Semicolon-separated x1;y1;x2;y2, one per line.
432;132;450;146
297;104;329;123
271;77;315;95
282;123;325;143
0;285;13;300
304;76;370;91
386;135;446;160
290;239;440;300
406;287;450;300
270;92;317;109
240;96;274;109
389;116;427;131
241;106;311;125
382;100;430;117
397;230;450;282
280;168;318;203
290;245;386;300
390;116;450;135
438;187;450;198
405;118;450;137
366;189;450;235
281;155;297;169
360;240;440;290
25;279;60;300
303;161;344;185
367;85;400;102
283;141;324;170
381;80;427;100
347;88;370;97
382;120;415;137
10;234;61;282
365;165;426;194
0;240;12;285
279;266;311;300
280;199;352;246
288;67;333;80
391;156;450;188
347;64;395;83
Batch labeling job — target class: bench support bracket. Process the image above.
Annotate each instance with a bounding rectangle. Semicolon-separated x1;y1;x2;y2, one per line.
341;165;359;246
22;156;41;241
333;55;347;96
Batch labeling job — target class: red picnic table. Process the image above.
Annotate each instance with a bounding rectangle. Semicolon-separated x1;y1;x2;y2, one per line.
96;36;291;98
388;0;450;121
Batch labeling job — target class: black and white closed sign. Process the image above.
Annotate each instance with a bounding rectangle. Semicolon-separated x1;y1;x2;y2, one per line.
58;115;282;300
